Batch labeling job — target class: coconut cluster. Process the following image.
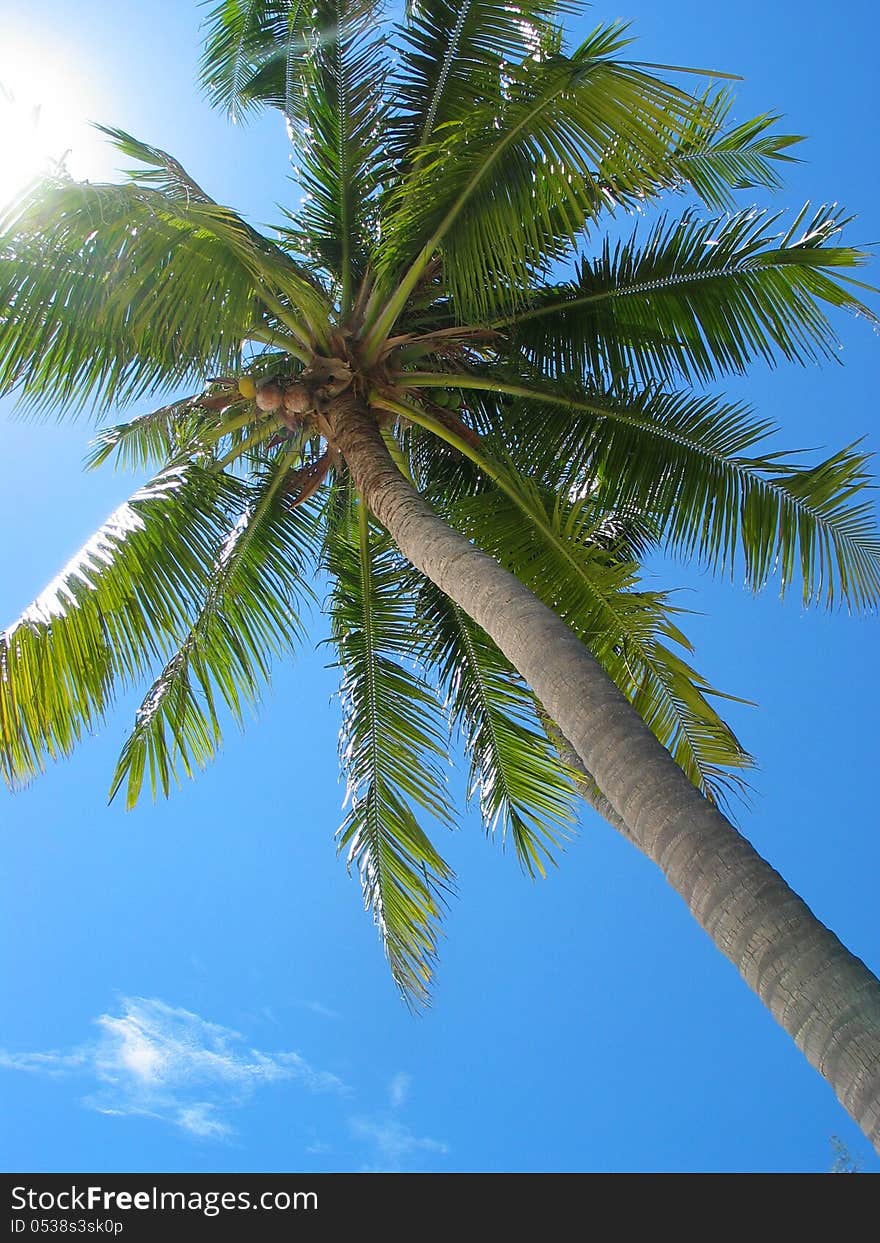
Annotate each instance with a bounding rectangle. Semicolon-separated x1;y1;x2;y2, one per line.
253;378;312;431
247;357;354;431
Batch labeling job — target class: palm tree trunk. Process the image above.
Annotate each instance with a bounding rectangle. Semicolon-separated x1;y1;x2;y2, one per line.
541;715;634;842
329;397;880;1152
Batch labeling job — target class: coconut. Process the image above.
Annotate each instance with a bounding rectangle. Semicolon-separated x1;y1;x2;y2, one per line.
255;382;283;412
238;376;256;400
282;382;313;416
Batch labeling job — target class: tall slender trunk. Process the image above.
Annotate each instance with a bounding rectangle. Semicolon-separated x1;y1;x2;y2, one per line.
541;715;634;842
329;397;880;1152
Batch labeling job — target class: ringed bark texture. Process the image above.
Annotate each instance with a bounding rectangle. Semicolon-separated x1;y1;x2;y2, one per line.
544;720;634;843
330;397;880;1151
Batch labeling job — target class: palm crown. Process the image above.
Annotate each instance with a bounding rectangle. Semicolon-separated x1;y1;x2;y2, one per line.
1;0;878;1009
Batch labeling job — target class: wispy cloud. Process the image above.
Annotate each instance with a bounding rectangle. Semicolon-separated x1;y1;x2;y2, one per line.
350;1116;448;1171
349;1072;447;1171
389;1071;411;1110
0;997;344;1140
0;1048;88;1075
299;1000;340;1021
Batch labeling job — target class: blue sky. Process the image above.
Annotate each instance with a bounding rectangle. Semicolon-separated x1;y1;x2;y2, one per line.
0;0;878;1173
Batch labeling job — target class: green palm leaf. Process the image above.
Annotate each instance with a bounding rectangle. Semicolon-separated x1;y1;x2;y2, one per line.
664;89;802;209
544;389;880;609
83;396;267;474
365;23;712;340
445;476;755;808
84;396;211;473
0;465;239;788
288;0;389;306
110;452;320;808
201;0;388;307
413;577;578;876
585;86;803;215
403;372;880;608
99;125;326;313
325;489;454;1004
499;205;876;386
0;175;321;415
199;0;313;123
390;0;565;157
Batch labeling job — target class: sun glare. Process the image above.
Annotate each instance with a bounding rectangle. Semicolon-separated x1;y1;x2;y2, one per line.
0;39;108;209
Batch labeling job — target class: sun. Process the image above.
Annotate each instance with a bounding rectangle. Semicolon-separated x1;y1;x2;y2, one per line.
0;38;107;210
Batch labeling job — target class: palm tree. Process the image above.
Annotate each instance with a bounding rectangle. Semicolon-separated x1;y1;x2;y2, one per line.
1;0;879;1151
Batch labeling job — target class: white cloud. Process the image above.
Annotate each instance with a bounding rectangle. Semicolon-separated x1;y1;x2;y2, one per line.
389;1071;411;1110
350;1115;448;1172
350;1075;447;1171
175;1104;232;1141
0;997;344;1140
300;1000;340;1020
100;1013;166;1083
0;1048;87;1075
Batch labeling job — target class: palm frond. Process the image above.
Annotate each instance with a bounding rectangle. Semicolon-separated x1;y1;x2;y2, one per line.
374;390;753;805
446;477;755;808
390;0;565;157
414;577;578;875
404;371;880;608
583;86;803;214
663;88;803;209
199;0;313;123
199;0;388;143
95;125;215;201
83;385;282;474
325;491;454;1005
0;176;322;416
110;453;320;808
96;126;332;334
499;205;877;386
0;465;239;789
84;398;205;472
365;23;713;341
290;0;390;305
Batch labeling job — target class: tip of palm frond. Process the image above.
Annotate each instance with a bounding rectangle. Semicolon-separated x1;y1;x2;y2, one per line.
635;60;742;82
350;825;457;1012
